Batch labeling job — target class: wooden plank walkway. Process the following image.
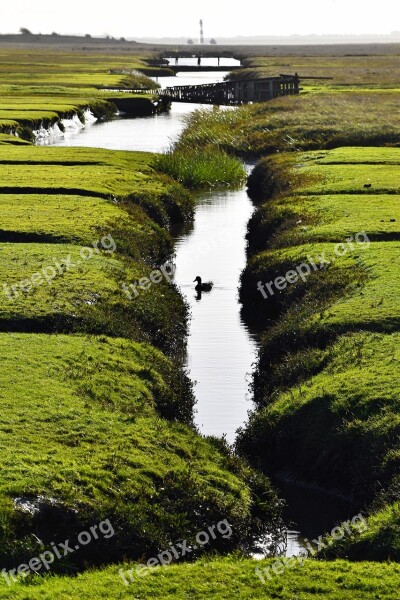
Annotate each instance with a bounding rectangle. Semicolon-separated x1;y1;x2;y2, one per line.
160;74;300;105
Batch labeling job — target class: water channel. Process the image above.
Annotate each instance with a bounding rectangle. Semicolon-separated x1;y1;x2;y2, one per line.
40;63;353;556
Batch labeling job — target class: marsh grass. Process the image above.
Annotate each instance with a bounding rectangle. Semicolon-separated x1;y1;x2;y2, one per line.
0;555;399;599
321;500;400;561
154;145;246;189
0;48;160;137
238;146;400;560
178;94;400;156
237;332;400;523
0;333;283;570
229;53;400;88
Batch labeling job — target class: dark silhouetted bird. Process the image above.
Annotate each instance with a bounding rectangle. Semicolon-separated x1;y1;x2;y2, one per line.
193;276;213;292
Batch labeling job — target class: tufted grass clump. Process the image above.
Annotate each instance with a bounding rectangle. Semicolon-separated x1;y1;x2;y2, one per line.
154;145;246;189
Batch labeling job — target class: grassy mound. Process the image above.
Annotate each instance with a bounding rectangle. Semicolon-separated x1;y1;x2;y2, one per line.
0;133;30;145
0;147;193;225
0;193;128;243
0;147;194;354
321;502;400;561
0;146;194;224
0;242;188;353
238;332;400;503
246;193;400;255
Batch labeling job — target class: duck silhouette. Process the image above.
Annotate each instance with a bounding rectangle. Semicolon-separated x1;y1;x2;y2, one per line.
193;276;213;292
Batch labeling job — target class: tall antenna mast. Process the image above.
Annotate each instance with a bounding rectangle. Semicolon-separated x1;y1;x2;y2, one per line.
199;19;204;44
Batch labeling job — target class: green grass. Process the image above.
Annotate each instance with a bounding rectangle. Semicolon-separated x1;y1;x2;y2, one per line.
0;48;161;137
238;331;400;501
247;193;400;253
0;193;173;263
242;240;400;333
0;242;190;354
0;146;194;226
230;53;400;88
242;148;400;321
0;133;30;145
0;333;281;569
0;194;126;243
154;146;246;189
0;556;398;598
0;147;193;353
0;148;166;197
246;147;400;255
175;94;400;156
238;146;400;561
322;502;400;561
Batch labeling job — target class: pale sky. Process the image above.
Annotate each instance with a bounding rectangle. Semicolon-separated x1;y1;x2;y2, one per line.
0;0;396;39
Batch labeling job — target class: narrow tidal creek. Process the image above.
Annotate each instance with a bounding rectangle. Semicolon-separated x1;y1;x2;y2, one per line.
44;66;352;556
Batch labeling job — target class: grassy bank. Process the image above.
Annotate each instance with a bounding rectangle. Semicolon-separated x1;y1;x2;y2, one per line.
0;48;164;139
0;139;283;575
0;333;282;570
237;147;400;560
0;556;398;598
175;93;400;157
0;145;189;350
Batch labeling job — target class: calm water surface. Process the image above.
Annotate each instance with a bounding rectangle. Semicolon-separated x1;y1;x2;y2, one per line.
45;72;230;152
165;57;240;67
172;186;258;442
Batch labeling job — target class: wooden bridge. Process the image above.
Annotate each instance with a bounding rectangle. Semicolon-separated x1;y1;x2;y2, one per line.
159;74;300;105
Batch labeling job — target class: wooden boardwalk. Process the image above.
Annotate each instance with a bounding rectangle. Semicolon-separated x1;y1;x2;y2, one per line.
160;74;300;105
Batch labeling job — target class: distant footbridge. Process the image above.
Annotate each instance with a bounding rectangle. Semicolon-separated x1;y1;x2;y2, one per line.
159;74;300;105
